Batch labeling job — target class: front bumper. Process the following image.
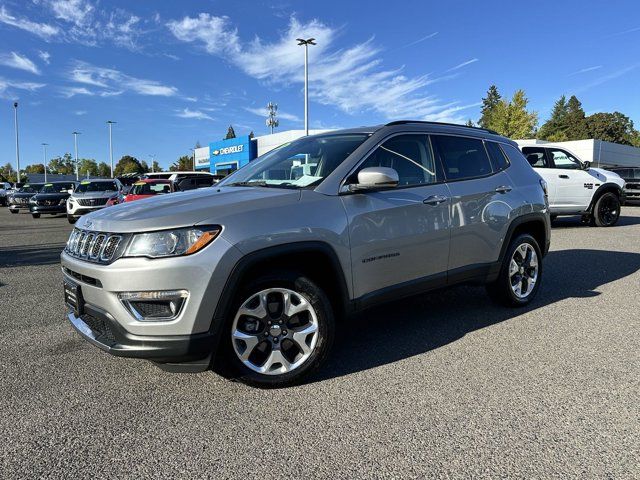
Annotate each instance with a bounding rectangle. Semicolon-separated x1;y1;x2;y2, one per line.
8;203;30;211
67;304;214;362
67;205;107;218
31;204;66;214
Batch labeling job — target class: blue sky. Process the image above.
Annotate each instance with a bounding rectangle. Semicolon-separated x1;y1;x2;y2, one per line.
0;0;638;171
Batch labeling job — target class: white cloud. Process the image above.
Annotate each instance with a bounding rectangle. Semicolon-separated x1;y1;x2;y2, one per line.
48;0;94;26
244;106;301;122
74;110;87;115
60;86;94;97
69;62;178;97
0;77;46;98
575;64;639;92
38;51;51;64
175;108;214;121
445;58;479;72
403;32;438;48
0;52;41;75
167;16;469;122
568;65;603;76
0;6;60;40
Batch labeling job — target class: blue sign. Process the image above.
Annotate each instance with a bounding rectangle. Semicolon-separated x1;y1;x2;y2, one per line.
209;136;257;174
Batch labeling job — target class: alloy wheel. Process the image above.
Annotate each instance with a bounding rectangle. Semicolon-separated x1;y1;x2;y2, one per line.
598;196;619;226
509;243;538;299
231;288;319;375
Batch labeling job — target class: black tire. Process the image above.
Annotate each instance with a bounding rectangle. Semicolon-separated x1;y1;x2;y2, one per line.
10;209;18;214
487;233;543;307
591;192;621;227
220;271;335;388
550;214;558;222
31;213;40;218
67;216;77;224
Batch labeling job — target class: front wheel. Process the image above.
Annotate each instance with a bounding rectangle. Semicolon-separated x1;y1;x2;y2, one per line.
224;272;335;388
592;192;620;227
31;213;40;218
487;234;542;307
67;215;77;224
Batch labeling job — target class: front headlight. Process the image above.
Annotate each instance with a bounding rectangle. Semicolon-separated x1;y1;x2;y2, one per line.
59;198;67;205
124;226;221;259
29;196;37;204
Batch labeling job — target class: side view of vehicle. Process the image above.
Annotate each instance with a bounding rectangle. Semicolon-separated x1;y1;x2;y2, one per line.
520;144;625;226
124;179;173;202
62;121;550;388
66;178;124;224
7;183;44;214
0;181;13;206
610;167;640;203
29;181;77;218
141;171;221;191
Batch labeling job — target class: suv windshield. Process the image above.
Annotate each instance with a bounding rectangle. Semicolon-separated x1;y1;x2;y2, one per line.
18;184;43;193
221;134;370;189
75;181;118;193
41;183;75;194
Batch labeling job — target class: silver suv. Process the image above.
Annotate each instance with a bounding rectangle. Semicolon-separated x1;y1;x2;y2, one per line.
62;122;550;387
67;178;123;224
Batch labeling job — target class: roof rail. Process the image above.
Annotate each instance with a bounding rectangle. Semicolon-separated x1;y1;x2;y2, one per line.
384;120;499;135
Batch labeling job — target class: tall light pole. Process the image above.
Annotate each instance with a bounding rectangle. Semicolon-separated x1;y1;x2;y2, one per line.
41;143;49;183
266;102;279;134
107;120;116;178
296;38;316;136
149;154;156;173
13;102;20;183
72;131;81;181
190;148;196;171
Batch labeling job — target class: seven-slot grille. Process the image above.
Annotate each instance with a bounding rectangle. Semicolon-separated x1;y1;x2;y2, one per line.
37;199;59;206
66;228;123;263
76;197;109;207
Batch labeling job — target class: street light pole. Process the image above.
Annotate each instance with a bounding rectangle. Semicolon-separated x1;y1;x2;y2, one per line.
72;131;81;181
190;148;196;171
107;121;116;178
13;102;20;183
296;38;316;136
41;143;49;183
149;154;156;173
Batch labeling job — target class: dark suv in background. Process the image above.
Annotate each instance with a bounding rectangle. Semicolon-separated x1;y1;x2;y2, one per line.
8;183;44;214
29;181;77;218
610;167;640;203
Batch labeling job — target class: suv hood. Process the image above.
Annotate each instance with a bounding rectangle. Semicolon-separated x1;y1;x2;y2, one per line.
72;191;118;199
77;186;301;233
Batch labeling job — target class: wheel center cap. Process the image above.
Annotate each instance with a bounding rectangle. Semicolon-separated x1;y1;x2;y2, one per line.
519;266;525;275
269;324;282;337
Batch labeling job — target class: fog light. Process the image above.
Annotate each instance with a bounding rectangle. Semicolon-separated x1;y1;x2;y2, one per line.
118;290;188;321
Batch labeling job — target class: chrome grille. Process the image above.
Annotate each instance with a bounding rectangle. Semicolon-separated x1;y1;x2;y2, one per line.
65;228;124;263
76;197;109;207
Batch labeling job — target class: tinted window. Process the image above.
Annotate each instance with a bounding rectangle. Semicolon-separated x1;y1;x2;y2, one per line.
433;136;493;181
521;147;548;168
130;182;171;195
40;183;75;193
485;142;510;171
75;181;118;193
356;134;438;186
549;149;580;169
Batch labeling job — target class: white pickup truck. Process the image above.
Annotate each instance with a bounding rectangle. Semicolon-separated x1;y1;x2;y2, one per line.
520;144;625;226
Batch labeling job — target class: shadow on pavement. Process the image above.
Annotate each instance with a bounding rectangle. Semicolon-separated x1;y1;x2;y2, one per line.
551;212;640;229
310;249;640;383
0;244;65;268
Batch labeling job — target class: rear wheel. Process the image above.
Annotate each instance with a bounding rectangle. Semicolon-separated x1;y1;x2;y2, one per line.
591;192;620;227
223;272;334;388
31;213;40;218
487;234;542;307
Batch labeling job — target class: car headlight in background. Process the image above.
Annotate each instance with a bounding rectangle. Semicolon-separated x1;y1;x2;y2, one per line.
123;226;221;259
59;198;67;205
29;197;37;204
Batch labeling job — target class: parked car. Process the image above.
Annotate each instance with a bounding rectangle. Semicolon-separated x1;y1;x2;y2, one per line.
29;181;77;218
609;167;640;203
7;183;44;214
116;175;140;195
124;179;173;202
142;171;222;190
62;121;550;387
520;144;625;226
66;178;124;224
0;181;12;206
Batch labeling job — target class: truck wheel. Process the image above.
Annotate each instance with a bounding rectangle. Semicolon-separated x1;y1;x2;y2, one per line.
32;213;40;219
67;215;77;224
591;192;620;227
223;272;335;388
487;234;542;307
10;209;18;214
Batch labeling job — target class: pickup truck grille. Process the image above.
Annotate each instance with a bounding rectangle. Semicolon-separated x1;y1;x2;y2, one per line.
76;197;109;207
65;228;125;263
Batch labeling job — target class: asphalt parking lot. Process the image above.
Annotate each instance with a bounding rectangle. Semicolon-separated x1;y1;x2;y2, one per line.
1;208;639;479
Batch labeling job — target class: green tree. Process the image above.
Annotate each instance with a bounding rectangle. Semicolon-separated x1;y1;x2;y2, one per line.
25;164;45;174
170;155;193;171
465;119;475;127
114;155;143;176
585;112;636;145
490;90;538;138
224;125;236;140
564;95;588;140
152;160;163;172
96;162;111;177
78;159;98;177
48;153;75;175
538;95;569;141
140;160;150;173
478;85;502;129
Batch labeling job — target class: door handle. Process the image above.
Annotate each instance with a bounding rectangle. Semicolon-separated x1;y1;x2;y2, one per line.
423;195;448;206
559;174;569;179
494;185;512;194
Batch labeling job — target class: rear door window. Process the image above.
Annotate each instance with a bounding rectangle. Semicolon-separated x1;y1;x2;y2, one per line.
432;135;494;181
521;147;549;168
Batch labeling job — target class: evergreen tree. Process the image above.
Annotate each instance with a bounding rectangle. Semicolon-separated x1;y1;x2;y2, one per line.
586;112;636;145
538;95;569;141
564;95;588;140
224;125;236;140
478;85;502;129
489;90;538;138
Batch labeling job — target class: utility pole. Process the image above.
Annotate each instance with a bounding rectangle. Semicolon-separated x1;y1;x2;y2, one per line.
41;143;49;183
107;120;116;178
14;102;20;183
72;131;81;181
266;102;279;134
190;148;196;171
296;38;316;136
149;154;156;173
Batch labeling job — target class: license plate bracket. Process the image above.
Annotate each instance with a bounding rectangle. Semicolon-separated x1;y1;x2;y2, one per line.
64;279;84;317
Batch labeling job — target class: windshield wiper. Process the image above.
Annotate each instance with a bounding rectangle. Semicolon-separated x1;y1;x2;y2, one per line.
226;181;269;187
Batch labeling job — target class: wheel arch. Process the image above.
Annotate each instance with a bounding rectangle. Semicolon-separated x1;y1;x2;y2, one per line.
498;213;549;267
587;183;624;213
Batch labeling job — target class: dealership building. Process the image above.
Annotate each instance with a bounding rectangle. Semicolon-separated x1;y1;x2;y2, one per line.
194;130;328;175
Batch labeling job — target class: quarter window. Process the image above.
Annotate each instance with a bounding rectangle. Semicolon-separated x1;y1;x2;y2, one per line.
355;134;438;186
432;135;493;181
485;142;510;171
549;149;581;169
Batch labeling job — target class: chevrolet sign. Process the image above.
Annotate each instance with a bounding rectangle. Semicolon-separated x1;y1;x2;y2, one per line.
213;144;244;156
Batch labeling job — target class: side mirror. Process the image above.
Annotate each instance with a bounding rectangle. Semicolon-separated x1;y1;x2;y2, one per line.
67;189;74;194
582;161;591;170
349;167;399;192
